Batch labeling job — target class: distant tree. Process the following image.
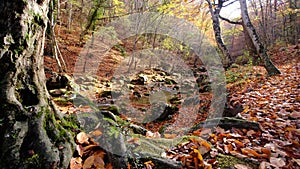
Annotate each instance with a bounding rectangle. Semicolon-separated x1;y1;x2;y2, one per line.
239;0;281;75
0;0;76;168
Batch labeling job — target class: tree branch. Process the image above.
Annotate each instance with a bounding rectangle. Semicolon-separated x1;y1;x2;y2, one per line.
223;0;239;7
219;15;242;25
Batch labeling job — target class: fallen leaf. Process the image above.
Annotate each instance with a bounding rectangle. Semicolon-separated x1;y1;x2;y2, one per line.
94;155;105;168
293;158;300;166
90;129;102;137
164;133;176;139
146;131;161;138
127;137;141;145
144;161;154;169
269;157;286;167
234;164;252;169
106;163;113;169
241;148;262;158
290;111;300;119
259;161;273;169
83;155;94;169
70;157;82;169
76;144;84;157
230;150;248;158
77;132;89;144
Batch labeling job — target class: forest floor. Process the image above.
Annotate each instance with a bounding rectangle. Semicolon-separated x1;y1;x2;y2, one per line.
45;26;300;169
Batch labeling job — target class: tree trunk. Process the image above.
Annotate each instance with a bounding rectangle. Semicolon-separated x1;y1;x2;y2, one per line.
206;0;233;69
239;0;281;75
242;21;259;64
0;1;75;168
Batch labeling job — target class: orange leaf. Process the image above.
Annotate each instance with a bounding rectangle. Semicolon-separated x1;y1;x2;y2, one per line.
91;129;102;137
70;157;82;169
164;133;177;139
127;137;140;145
224;144;233;154
94;156;105;168
241;148;261;158
261;147;271;157
106;163;113;169
233;139;245;149
200;140;211;150
127;163;131;169
83;156;94;169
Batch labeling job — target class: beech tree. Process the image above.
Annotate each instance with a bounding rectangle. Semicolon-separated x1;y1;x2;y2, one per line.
0;0;75;168
206;0;234;68
239;0;281;75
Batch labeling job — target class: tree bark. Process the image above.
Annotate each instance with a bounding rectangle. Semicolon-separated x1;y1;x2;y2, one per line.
242;21;259;64
239;0;281;75
0;0;75;168
206;0;234;68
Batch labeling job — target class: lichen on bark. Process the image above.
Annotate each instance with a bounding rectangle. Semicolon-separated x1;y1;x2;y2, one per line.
0;0;77;168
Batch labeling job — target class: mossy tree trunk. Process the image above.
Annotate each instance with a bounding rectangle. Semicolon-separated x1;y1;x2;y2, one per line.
0;0;75;168
239;0;281;75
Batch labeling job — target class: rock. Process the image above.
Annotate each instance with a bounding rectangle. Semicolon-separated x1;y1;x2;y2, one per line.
98;104;120;115
230;63;239;68
196;74;209;85
131;76;146;85
190;117;261;132
198;66;207;72
156;104;179;121
100;110;117;121
133;91;141;97
165;78;177;85
49;88;67;97
46;74;69;90
223;97;244;117
199;85;211;93
100;90;111;97
127;84;135;90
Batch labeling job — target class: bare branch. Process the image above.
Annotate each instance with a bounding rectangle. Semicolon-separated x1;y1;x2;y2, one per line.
219;15;242;24
223;0;239;7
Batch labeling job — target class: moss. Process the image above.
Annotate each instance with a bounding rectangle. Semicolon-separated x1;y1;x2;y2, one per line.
217;154;259;169
13;44;26;55
23;154;41;168
61;115;81;132
113;44;127;56
43;109;79;144
53;97;71;106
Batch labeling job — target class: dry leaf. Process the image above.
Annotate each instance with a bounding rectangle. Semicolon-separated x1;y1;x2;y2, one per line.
144;161;154;169
234;164;252;169
83;155;94;169
164;133;176;139
146;131;161;138
76;144;84;157
269;157;286;167
293;158;300;166
106;163;113;169
90;129;102;137
94;155;105;168
127;137;141;145
290;111;300;119
241;148;261;158
77;132;89;144
70;157;82;169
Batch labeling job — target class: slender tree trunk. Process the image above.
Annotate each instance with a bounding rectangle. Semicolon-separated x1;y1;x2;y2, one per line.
206;0;233;68
239;0;281;75
242;22;259;64
0;0;75;168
